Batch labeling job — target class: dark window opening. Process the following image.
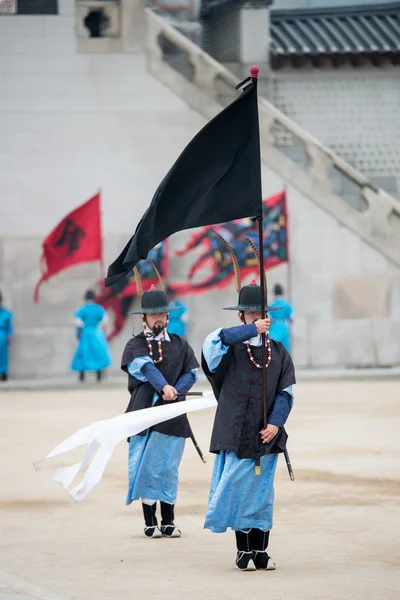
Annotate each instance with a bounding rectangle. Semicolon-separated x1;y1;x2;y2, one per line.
83;8;111;38
15;0;58;14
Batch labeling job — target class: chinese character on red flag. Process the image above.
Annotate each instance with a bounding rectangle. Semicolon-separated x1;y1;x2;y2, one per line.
34;193;103;302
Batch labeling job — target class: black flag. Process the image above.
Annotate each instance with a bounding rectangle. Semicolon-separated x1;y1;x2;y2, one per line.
105;81;262;286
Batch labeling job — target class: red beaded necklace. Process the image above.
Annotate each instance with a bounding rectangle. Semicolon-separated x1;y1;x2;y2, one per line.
147;336;163;364
142;315;166;364
245;335;272;369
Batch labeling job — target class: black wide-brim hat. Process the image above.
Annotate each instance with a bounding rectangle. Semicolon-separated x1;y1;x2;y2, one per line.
224;282;281;312
129;289;179;315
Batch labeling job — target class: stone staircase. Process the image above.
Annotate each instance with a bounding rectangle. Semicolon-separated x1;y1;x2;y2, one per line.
145;8;400;268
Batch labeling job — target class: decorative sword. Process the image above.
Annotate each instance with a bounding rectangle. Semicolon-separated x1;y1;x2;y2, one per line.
175;391;210;463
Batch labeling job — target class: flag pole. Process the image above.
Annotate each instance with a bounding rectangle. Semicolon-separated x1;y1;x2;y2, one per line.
251;68;294;481
284;185;294;360
98;188;105;280
249;66;267;476
283;190;295;480
284;186;292;304
256;208;267;477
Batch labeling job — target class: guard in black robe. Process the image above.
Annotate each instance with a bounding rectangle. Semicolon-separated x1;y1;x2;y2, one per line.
202;278;295;571
121;285;199;538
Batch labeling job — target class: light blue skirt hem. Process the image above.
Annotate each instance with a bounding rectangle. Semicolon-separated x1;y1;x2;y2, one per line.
205;516;274;533
204;451;278;533
126;431;185;506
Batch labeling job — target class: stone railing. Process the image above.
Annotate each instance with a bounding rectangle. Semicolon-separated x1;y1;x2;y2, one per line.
145;8;400;265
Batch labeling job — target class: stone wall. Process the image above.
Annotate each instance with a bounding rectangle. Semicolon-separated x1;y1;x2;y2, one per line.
1;1;400;378
0;1;203;377
2;171;400;377
262;66;400;201
0;2;205;239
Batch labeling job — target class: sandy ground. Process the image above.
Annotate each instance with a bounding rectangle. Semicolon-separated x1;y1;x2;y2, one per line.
0;380;400;600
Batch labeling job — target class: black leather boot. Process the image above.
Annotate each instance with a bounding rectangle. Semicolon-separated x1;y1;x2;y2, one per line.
142;502;162;538
249;529;276;570
235;530;256;571
160;502;181;538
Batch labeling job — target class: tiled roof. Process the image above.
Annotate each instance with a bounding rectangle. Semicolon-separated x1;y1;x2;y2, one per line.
270;2;400;64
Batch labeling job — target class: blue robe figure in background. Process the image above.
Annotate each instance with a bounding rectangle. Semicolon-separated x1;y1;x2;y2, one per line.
166;287;188;337
71;289;111;382
0;291;13;382
268;284;294;354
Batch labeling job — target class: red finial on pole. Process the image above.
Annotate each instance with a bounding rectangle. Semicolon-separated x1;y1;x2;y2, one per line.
250;65;259;80
235;65;260;90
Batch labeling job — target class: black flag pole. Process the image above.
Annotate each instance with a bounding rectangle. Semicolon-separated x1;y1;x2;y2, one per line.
245;66;265;476
248;66;294;481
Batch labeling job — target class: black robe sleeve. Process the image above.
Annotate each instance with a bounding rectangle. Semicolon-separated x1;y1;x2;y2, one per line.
120;335;149;393
121;336;145;372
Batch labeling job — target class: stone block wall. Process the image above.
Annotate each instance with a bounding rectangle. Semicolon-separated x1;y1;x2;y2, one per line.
2;170;400;377
0;4;205;239
1;2;400;377
262;66;400;201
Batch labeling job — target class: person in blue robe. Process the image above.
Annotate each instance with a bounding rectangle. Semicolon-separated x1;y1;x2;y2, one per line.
268;283;294;353
166;287;188;337
202;278;295;572
0;291;13;382
71;290;111;382
121;285;199;538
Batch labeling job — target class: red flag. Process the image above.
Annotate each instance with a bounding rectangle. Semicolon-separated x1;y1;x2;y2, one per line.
34;193;103;302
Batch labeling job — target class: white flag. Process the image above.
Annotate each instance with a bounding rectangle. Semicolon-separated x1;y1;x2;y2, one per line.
34;392;217;502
